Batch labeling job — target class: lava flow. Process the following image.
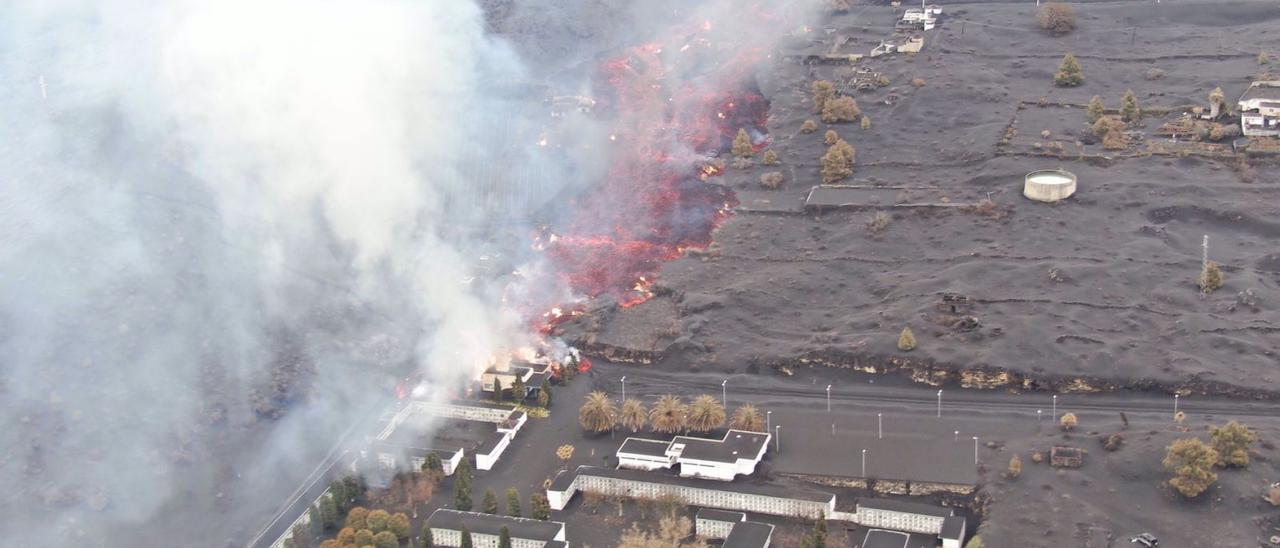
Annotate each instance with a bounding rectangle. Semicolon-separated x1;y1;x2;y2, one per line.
545;15;773;309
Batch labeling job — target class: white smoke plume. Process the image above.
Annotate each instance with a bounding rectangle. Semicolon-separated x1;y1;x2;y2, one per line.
0;0;587;545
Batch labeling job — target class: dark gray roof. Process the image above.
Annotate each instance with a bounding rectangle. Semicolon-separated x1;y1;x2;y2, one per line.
862;529;910;548
1240;81;1280;103
723;521;774;548
426;509;564;540
477;431;508;455
941;516;967;540
548;466;835;504
618;438;671;457
672;431;769;464
544;542;566;548
858;498;953;518
695;508;745;523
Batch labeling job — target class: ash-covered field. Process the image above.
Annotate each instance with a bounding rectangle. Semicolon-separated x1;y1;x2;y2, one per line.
564;0;1280;396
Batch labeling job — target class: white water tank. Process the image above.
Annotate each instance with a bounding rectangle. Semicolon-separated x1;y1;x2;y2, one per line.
1023;169;1077;202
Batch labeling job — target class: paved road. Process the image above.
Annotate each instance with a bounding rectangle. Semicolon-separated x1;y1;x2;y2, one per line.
243;397;390;548
591;362;1280;419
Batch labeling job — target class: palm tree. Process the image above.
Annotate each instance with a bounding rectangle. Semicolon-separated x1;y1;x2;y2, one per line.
620;399;648;432
687;394;726;433
729;404;764;432
578;391;617;433
649;395;688;434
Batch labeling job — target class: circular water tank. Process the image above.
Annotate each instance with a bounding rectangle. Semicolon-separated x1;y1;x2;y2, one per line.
1023;169;1077;202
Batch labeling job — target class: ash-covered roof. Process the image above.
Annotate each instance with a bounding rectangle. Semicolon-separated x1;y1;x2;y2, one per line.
426;509;564;540
723;521;774;548
858;498;954;518
618;438;671;458
672;430;769;464
549;465;835;504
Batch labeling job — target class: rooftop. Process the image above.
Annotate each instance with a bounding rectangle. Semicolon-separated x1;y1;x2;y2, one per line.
857;498;954;518
723;521;774;548
426;509;564;540
941;516;967;540
1240;81;1280;103
862;529;911;548
672;430;770;464
695;508;746;523
618;438;672;458
549;466;836;504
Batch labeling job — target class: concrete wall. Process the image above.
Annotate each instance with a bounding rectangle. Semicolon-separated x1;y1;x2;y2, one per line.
428;528;555;548
549;473;834;519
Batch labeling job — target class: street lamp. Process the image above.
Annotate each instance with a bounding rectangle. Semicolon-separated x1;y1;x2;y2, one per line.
936;389;943;417
973;436;979;465
954;430;959;442
1173;393;1180;416
826;384;832;412
861;448;867;478
766;410;772;431
1052;394;1058;422
722;379;727;406
620;376;627;403
1037;409;1042;423
878;413;883;439
775;425;782;451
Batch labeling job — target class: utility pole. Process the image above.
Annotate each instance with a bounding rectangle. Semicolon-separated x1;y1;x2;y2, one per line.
878;413;883;439
721;379;727;407
1052;394;1058;422
936;389;942;417
1174;393;1180;417
826;385;832;412
973;436;980;465
766;411;772;432
620;376;626;404
862;449;867;477
775;425;781;451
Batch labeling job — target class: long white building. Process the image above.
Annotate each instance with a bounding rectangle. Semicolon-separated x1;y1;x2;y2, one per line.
615;430;770;481
424;509;567;548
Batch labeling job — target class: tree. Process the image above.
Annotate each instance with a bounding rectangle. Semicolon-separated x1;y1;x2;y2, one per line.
687;394;727;433
620;399;648;432
511;376;526;402
732;128;755;158
812;80;836;113
1120;89;1141;122
353;529;375;547
454;462;473;511
1060;412;1078;431
373;531;398;548
424;452;444;473
618;513;699;548
366;509;389;533
1164;437;1219;498
821;96;860;124
556;444;575;468
1208;87;1225;114
498;526;512;548
965;537;985;548
319;540;341;548
483;489;499;514
505;488;523;517
1037;2;1077;36
1007;454;1023;479
388;512;410;540
290;524;310;548
1054;53;1084;87
1200;261;1223;293
531;493;551;520
1260;52;1271;65
896;327;916;353
336;527;356;545
460;526;474;548
319;495;338;530
762;149;780;165
801;514;828;548
1086;95;1105;122
579;391;618;433
824;129;839;146
346;507;370;530
1209;421;1256;468
309;503;323;535
730;404;765;431
760;172;785;189
820;139;855;183
420;524;434;548
537;379;552;408
650;394;689;434
801;119;818;133
861;116;872;130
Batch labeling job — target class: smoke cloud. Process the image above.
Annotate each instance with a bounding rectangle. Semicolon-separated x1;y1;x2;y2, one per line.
0;0;820;545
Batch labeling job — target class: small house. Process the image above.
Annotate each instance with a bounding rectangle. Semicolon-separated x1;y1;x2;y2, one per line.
1239;81;1280;137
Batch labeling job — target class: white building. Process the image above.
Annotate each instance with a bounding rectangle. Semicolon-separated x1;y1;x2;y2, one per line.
695;508;745;539
370;400;528;472
481;361;553;397
425;509;567;548
546;466;836;519
615;430;770;481
856;498;954;536
1239;81;1280;137
723;521;775;548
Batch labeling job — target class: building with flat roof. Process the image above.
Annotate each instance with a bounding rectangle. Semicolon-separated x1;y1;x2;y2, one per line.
723;521;775;548
425;509;566;548
695;508;745;539
615;430;771;481
1239;81;1280;137
940;516;967;548
547;466;835;519
856;498;954;536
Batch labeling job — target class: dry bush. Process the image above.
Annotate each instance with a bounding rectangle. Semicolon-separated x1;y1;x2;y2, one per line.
1269;486;1280;507
1031;452;1045;464
897;327;917;351
965;198;1005;220
800;119;818;133
1054;53;1084;87
731;128;754;157
910;77;926;87
824;129;839;145
760;171;784;189
1007;454;1022;479
761;149;780;165
1040;129;1051;139
1060;412;1078;431
821;96;861;123
866;211;890;233
1038;3;1077;36
861;116;871;130
820;139;855;182
811;80;836;114
1102;433;1124;451
1200;261;1224;293
1145;68;1166;80
1085;96;1105;122
1260;52;1271;65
